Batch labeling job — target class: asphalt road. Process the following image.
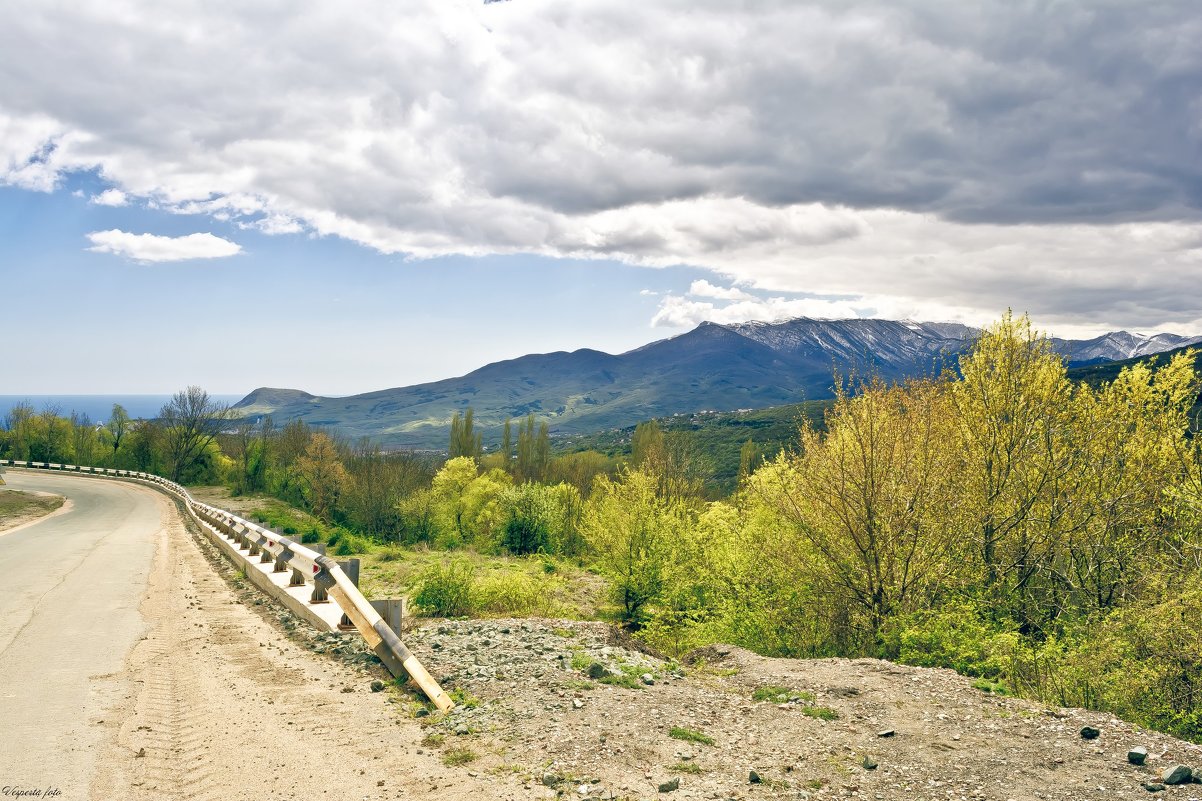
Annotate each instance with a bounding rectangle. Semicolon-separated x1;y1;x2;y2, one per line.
0;471;158;798
0;473;536;801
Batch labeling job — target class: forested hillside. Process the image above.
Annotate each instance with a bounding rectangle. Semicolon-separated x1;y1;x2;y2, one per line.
4;313;1202;742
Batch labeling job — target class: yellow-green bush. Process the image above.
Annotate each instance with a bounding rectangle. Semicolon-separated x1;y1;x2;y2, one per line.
473;570;558;616
888;601;1022;680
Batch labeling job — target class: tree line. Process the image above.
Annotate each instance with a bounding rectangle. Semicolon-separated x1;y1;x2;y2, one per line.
1;387;230;483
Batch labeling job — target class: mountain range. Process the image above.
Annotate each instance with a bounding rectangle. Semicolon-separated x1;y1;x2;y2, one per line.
232;318;1202;449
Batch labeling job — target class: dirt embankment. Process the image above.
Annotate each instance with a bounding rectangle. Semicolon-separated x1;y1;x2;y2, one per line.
91;493;1202;801
0;486;68;534
405;620;1202;801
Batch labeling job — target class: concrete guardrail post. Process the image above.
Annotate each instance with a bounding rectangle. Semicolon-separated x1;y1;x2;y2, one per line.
337;559;360;631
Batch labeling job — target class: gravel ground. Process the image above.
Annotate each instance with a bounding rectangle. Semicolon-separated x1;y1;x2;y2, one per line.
131;486;1202;800
384;618;1202;801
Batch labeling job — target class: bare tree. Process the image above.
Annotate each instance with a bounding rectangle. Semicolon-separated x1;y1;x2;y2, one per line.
37;403;66;463
71;411;95;466
159;386;230;482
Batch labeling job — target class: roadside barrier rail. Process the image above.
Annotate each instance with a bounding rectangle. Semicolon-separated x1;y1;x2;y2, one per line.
0;458;453;712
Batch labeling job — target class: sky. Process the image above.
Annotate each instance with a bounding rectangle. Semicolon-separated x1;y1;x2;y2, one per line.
2;0;1201;395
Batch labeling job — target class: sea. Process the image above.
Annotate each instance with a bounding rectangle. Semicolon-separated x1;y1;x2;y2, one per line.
0;395;246;423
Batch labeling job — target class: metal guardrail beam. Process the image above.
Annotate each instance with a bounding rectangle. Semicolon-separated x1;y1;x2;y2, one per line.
0;458;452;712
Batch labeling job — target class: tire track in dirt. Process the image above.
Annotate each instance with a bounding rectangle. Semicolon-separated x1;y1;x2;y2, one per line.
91;493;540;801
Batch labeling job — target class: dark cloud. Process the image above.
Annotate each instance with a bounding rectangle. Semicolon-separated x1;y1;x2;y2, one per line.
1;0;1201;331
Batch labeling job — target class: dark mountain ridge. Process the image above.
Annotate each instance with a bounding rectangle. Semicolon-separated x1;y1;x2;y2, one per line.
232;318;1201;448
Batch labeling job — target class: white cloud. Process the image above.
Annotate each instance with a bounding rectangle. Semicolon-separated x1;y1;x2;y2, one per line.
652;293;873;329
89;188;127;206
86;230;242;263
2;2;1201;331
0;112;75;192
239;214;304;235
687;279;752;301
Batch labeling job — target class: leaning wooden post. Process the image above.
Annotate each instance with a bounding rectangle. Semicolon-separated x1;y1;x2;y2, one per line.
312;555;452;712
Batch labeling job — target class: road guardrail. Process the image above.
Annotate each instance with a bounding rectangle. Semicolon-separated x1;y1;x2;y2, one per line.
0;458;453;712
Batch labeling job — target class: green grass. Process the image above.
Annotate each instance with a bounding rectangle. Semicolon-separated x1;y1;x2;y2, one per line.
670;762;703;774
361;549;608;620
0;488;64;524
972;678;1009;695
668;727;715;745
441;747;478;766
599;673;643;690
800;706;839;721
448;688;481;709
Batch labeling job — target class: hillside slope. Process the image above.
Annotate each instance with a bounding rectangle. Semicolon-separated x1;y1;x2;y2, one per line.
404;618;1202;800
232;318;1200;449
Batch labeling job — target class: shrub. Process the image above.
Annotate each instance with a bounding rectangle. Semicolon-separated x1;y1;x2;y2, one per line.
499;483;559;555
888;600;1020;679
473;571;556;616
1043;585;1202;742
413;560;477;617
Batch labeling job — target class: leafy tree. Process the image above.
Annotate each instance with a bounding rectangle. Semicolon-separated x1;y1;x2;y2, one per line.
584;469;684;625
629;420;710;502
32;404;71;463
1054;353;1197;614
950;313;1077;615
106;403;131;456
516;414;549;482
295;433;348;521
500;416;514;470
499;482;559;555
269;419;312;503
769;378;966;645
449;408;483;459
631;420;665;468
737;438;762;485
125;421;165;473
430;456;481;545
342;443;434;538
1;401;35;459
395;488;440;545
547;450;614;497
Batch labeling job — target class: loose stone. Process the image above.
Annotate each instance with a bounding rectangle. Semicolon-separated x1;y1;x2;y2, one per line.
1162;765;1192;785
